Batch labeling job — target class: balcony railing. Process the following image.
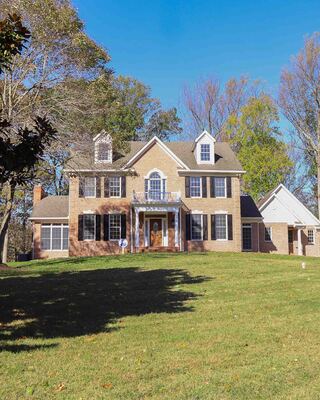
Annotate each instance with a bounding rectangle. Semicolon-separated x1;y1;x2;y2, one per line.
132;191;181;204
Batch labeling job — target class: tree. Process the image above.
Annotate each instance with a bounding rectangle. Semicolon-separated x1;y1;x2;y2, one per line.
226;95;292;200
183;76;261;139
0;118;56;262
279;33;320;217
48;74;182;153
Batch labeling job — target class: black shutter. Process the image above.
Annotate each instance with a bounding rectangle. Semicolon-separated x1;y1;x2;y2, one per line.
185;177;190;198
95;215;101;241
79;177;85;198
96;177;101;198
121;176;126;198
228;214;233;240
186;214;191;240
202;177;207;198
210;177;216;198
211;215;216;240
78;215;84;241
103;214;109;241
227;177;232;198
121;214;126;239
203;214;208;240
104;177;110;198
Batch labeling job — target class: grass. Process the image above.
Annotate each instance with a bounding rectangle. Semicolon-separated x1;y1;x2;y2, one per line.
1;252;320;399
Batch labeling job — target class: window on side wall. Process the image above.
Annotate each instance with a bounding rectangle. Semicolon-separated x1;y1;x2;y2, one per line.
41;224;69;250
191;214;203;240
308;229;315;244
265;227;272;242
83;214;95;240
200;144;210;161
215;214;227;240
190;176;201;197
109;214;121;240
84;177;96;197
109;176;121;197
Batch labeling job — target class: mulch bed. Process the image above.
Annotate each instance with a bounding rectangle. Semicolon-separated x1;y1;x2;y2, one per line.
0;264;14;270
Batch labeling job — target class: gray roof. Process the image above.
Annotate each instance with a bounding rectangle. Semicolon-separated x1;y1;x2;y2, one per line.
65;140;243;172
31;196;69;219
241;195;262;219
257;187;276;209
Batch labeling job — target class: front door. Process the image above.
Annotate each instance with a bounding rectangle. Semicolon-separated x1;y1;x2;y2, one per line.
150;218;163;247
242;224;252;251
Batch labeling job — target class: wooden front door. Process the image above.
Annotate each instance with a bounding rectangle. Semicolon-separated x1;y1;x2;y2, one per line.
150;219;163;247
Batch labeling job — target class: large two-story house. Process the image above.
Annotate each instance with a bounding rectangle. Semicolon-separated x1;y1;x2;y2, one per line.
30;130;320;258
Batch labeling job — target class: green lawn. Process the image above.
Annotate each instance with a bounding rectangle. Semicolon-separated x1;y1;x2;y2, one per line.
1;252;320;399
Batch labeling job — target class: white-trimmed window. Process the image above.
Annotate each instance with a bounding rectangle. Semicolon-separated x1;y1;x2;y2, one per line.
84;177;96;197
308;229;315;244
191;214;203;240
109;176;121;197
190;176;201;197
97;142;112;162
215;214;227;240
83;214;95;240
109;214;121;240
41;224;69;250
200;144;210;161
214;177;226;198
265;227;272;242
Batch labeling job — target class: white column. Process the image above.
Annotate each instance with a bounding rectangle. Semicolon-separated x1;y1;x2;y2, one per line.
297;228;302;256
174;210;179;247
135;210;140;249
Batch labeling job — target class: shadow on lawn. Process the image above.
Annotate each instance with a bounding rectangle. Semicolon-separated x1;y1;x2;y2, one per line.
0;267;209;353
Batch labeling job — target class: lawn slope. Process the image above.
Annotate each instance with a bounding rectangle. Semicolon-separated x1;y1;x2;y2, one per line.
1;252;320;399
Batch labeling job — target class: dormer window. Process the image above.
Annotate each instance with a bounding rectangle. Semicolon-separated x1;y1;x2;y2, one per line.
194;130;216;165
200;144;210;161
97;142;111;162
93;130;113;164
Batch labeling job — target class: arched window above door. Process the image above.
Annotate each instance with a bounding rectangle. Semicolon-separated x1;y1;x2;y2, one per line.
145;169;166;200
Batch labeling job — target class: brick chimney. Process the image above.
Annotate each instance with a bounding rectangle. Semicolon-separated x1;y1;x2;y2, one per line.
33;185;45;206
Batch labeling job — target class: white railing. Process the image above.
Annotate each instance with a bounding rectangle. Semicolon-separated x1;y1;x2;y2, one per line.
132;191;181;203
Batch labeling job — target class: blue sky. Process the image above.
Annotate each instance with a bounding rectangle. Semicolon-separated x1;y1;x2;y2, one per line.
73;0;320;114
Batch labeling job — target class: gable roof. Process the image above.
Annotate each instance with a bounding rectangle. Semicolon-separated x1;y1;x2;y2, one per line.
30;196;69;220
240;195;262;219
258;184;320;227
124;136;189;169
64;137;243;173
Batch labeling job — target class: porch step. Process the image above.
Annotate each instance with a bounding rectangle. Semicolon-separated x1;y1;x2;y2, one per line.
142;246;179;253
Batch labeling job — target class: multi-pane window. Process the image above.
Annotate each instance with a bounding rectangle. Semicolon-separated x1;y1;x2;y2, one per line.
190;176;201;197
214;177;226;197
149;172;162;200
41;224;69;250
97;142;111;162
200;144;210;161
215;214;227;240
83;214;95;240
109;176;121;197
109;214;121;240
308;229;315;244
265;227;272;242
191;214;203;240
84;177;96;197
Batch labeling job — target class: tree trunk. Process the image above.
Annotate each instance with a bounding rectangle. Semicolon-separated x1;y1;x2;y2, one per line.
0;183;15;263
318;113;320;220
2;230;8;263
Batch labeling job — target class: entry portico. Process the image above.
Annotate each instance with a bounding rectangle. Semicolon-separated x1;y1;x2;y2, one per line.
131;191;182;252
